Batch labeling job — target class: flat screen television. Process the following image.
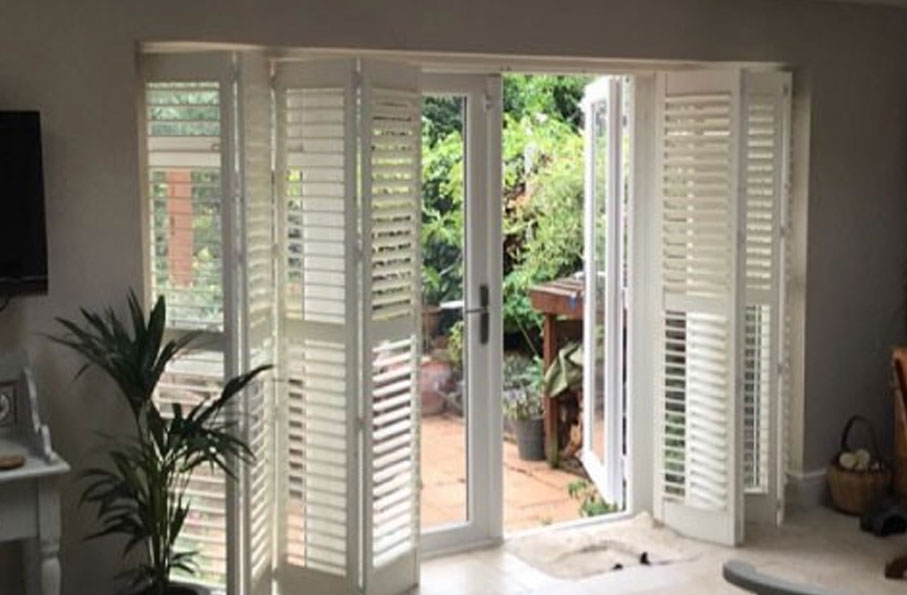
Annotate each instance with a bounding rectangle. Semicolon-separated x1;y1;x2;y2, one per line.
0;111;47;296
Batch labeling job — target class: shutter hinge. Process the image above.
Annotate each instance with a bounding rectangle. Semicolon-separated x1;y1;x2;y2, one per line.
483;93;494;112
778;359;790;378
782;83;791;98
779;224;790;240
355;236;364;262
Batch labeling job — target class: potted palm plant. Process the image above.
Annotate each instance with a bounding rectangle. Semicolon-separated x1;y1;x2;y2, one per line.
51;292;269;595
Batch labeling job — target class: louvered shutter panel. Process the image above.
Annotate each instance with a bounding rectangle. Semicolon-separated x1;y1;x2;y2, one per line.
274;59;361;595
141;54;235;588
237;51;277;594
741;71;792;525
654;70;746;546
360;60;422;595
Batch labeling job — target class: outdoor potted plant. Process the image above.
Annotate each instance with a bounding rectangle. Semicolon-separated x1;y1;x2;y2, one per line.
51;292;269;595
503;356;545;461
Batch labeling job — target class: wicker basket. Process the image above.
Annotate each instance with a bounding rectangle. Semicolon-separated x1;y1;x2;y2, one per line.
827;415;891;516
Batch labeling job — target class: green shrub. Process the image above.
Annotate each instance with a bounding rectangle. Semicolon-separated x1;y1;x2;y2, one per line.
567;479;616;517
421;76;592;352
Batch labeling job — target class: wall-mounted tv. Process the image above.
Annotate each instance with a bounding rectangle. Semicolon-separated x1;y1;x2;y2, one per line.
0;111;47;296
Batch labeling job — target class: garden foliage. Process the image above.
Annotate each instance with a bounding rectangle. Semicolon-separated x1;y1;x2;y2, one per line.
421;74;591;355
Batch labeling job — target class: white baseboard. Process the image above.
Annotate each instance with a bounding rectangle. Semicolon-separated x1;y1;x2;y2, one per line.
785;468;828;509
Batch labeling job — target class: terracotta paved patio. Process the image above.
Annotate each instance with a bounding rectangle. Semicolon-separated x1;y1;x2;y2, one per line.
420;414;584;532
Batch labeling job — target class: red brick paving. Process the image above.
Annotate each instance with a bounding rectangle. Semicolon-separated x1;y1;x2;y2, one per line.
420;414;584;532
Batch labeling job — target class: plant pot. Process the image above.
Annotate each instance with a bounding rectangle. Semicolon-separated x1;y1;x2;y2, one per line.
420;356;452;416
422;306;443;344
513;417;545;461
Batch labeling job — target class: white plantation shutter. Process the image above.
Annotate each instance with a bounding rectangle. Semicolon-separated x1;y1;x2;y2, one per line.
274;59;361;595
142;52;424;594
654;70;746;546
360;60;421;595
237;52;277;594
141;53;235;588
741;71;792;525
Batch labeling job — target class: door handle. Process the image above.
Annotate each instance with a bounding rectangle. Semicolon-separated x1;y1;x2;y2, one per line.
464;284;489;345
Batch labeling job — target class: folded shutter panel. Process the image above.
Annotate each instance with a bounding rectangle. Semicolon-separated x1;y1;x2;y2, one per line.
141;53;235;589
741;71;792;525
654;70;745;546
360;59;422;595
237;51;277;594
274;59;360;595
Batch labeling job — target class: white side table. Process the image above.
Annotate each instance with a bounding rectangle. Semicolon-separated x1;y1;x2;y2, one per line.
0;352;69;595
0;451;69;595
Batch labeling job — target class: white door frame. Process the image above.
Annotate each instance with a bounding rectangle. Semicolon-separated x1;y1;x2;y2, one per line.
420;73;504;556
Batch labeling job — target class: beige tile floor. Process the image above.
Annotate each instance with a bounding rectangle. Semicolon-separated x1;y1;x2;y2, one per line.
419;506;907;594
420;414;584;532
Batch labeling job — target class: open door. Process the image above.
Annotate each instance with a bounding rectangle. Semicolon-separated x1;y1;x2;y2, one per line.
581;76;627;509
653;70;747;546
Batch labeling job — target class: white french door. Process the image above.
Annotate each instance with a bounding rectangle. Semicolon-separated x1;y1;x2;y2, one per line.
581;76;628;510
420;74;504;555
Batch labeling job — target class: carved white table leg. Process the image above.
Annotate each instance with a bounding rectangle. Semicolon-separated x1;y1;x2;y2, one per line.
40;539;61;595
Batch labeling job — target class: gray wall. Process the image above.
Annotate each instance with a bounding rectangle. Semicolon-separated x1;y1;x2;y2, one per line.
1;0;906;592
